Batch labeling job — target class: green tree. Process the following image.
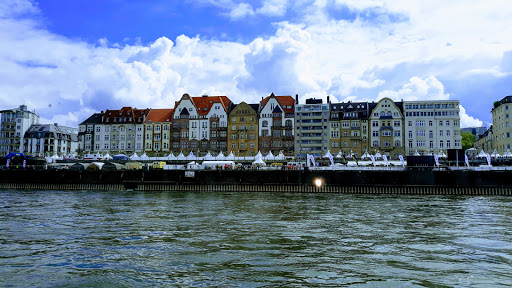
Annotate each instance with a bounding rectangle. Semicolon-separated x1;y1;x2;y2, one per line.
461;130;476;150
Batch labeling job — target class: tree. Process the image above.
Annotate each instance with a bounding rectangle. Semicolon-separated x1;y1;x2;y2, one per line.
461;130;476;150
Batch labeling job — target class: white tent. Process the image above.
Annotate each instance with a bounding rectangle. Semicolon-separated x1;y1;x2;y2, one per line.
361;151;370;159
275;151;286;160
103;153;113;160
225;151;235;160
323;150;333;159
374;151;382;159
413;150;420;156
130;153;140;160
252;154;265;166
438;150;447;158
167;153;177;161
255;151;263;158
491;149;500;158
477;149;487;158
204;152;215;161
216;152;226;160
505;149;512;157
176;152;186;161
336;151;343;159
187;151;196;160
140;153;149;160
264;151;275;161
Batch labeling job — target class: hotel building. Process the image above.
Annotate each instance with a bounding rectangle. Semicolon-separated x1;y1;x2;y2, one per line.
403;100;462;155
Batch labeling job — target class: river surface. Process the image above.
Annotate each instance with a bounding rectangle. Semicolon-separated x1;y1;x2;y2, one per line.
1;190;511;287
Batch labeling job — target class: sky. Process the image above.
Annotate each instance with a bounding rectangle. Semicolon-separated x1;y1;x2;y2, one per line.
1;0;511;128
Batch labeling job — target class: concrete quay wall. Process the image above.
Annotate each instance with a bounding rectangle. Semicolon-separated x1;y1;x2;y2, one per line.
0;169;510;195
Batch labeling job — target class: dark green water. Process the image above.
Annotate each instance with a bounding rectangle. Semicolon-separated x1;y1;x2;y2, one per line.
1;190;511;287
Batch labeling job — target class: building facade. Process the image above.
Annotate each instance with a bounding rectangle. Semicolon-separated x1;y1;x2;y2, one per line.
227;102;259;157
294;98;330;156
491;96;512;153
171;94;231;155
23;124;78;156
0;105;40;155
369;98;405;158
403;100;462;155
143;109;173;155
329;101;369;157
258;93;295;155
78;113;103;154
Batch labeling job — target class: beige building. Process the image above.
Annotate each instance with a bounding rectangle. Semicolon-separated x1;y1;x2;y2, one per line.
491;96;512;153
369;98;405;158
144;109;173;155
227;102;259;157
329;101;369;157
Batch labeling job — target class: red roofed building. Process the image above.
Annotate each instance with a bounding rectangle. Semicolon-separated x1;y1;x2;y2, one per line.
258;93;295;156
171;93;231;155
144;109;174;155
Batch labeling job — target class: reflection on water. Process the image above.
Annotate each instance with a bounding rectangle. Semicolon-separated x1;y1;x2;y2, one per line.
1;190;512;287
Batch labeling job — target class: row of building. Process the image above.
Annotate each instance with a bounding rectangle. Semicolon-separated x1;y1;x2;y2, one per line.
474;95;512;154
0;93;464;158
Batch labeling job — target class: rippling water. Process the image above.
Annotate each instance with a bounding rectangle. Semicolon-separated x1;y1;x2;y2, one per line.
1;190;512;287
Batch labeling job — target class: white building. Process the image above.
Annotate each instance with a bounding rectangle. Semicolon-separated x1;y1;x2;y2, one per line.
0;105;39;155
403;100;462;155
258;93;295;155
23;124;78;156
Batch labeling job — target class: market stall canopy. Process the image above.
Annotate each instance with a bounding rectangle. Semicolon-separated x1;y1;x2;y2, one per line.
204;152;215;161
140;153;149;160
225;151;235;160
176;152;186;160
130;153;140;160
264;151;274;161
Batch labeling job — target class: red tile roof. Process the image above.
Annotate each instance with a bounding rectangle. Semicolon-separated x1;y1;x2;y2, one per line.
191;95;232;115
145;109;174;123
260;94;295;113
103;107;149;124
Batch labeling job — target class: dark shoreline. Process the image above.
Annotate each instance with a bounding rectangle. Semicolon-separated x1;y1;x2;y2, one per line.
0;169;511;195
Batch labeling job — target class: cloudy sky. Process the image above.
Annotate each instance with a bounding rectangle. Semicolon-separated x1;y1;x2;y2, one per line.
1;0;511;128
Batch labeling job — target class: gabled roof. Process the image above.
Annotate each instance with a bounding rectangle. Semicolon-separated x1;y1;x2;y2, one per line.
103;107;149;124
79;113;103;125
272;106;283;113
191;95;232;115
145;109;174;123
260;93;295;113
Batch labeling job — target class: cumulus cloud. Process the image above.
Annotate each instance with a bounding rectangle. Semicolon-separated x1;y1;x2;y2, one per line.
460;105;483;128
377;76;449;101
1;0;511;127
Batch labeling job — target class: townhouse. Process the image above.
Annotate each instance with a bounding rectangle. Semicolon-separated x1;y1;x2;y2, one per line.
258;93;295;156
227;102;259;157
329;100;369;157
491;96;512;153
368;98;405;158
143;109;173;155
23;124;78;156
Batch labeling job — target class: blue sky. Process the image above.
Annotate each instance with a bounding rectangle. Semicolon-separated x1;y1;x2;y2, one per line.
1;0;512;127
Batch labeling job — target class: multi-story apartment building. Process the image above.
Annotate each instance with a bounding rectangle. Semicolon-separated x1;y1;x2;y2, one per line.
403;100;462;155
258;93;295;155
97;107;149;154
23;124;78;156
78;113;103;154
294;98;330;156
227;102;259;157
474;126;493;153
369;98;405;158
491;96;512;153
329;100;369;157
143;109;173;155
0;105;39;155
171;94;231;155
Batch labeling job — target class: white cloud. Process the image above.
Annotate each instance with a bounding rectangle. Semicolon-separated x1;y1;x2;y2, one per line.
229;2;254;19
378;76;449;102
1;0;511;127
460;105;483;128
256;0;288;16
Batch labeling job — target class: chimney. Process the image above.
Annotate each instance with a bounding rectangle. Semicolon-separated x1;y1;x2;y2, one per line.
327;95;330;104
295;94;299;104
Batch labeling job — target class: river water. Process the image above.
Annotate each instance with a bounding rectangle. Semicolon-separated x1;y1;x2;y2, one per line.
1;190;511;287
